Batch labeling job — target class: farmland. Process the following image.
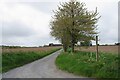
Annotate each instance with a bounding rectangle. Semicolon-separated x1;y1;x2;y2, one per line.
76;45;119;54
2;46;62;53
2;46;61;73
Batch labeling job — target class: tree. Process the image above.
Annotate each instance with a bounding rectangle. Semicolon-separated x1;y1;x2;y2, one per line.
81;41;92;46
50;0;100;52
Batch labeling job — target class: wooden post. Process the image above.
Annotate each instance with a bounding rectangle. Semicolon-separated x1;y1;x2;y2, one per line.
96;36;98;61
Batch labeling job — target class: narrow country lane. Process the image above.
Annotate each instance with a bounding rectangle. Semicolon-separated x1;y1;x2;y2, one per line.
2;50;83;78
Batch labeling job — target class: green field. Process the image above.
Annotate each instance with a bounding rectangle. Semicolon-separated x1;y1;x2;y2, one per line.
56;51;119;79
2;48;61;73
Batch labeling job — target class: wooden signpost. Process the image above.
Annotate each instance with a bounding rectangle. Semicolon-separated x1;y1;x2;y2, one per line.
96;36;98;61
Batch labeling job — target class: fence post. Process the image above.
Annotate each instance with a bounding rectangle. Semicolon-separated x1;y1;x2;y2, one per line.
96;36;98;61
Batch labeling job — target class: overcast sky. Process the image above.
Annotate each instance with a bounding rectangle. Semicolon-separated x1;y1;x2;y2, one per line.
0;0;119;47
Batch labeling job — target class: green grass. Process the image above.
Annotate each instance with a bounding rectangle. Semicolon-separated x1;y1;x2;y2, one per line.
56;51;119;79
0;54;1;73
2;48;61;73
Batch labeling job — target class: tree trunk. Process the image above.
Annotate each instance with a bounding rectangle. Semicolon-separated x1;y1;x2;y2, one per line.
71;34;74;52
63;44;67;52
71;42;74;52
71;8;75;52
61;36;68;52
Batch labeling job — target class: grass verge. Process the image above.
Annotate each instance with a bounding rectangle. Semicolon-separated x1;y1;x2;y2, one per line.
56;51;119;79
2;48;61;73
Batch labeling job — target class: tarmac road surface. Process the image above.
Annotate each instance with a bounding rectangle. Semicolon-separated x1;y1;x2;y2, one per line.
2;49;83;78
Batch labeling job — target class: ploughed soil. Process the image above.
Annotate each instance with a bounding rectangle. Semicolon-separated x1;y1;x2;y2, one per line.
76;45;119;54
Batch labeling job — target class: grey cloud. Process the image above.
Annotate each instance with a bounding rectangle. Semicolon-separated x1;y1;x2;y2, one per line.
26;2;59;15
1;1;118;46
2;20;59;46
2;21;36;38
97;2;118;44
2;33;59;47
118;1;120;43
28;36;59;46
0;22;2;44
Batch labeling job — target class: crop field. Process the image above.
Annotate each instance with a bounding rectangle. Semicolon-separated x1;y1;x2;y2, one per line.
76;45;119;54
2;46;62;53
2;47;61;54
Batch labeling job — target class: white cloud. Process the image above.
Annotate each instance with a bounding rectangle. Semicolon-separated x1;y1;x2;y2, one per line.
1;3;56;46
78;0;118;44
0;0;119;46
2;3;51;36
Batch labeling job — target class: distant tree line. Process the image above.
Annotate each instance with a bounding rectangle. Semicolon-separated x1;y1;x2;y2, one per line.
1;45;21;49
44;43;62;47
80;41;92;46
115;43;120;45
49;43;62;46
